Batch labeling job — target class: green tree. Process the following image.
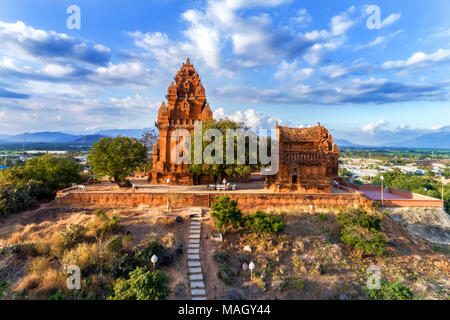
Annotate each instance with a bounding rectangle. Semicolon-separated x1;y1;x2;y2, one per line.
87;136;147;184
108;267;170;300
188;119;261;181
24;154;82;190
210;195;243;231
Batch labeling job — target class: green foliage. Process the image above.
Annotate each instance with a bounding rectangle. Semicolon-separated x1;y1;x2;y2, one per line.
97;216;121;239
337;209;381;231
210;195;243;231
60;224;87;250
87;136;147;183
337;209;386;256
188;119;261;179
0;281;9;297
108;267;170;300
340;226;386;256
24;154;82;191
318;213;327;222
366;280;414;300
0;154;82;217
244;210;285;235
372;169;449;213
295;279;304;291
48;290;65;300
107;235;123;252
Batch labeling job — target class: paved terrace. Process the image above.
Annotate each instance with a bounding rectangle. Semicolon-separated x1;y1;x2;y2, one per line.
77;178;348;194
359;189;410;201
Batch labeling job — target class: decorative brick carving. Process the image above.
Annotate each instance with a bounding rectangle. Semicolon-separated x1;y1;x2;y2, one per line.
149;58;214;185
266;123;340;193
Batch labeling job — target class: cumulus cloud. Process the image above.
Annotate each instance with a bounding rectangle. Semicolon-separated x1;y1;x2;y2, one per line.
213;107;281;129
0;21;110;66
382;48;450;73
361;120;388;133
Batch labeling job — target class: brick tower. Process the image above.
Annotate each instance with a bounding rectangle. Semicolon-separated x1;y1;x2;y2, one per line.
149;58;214;184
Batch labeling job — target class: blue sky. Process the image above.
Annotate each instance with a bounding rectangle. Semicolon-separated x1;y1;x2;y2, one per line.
0;0;449;145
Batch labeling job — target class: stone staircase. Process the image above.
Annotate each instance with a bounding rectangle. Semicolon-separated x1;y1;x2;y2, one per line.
187;207;207;300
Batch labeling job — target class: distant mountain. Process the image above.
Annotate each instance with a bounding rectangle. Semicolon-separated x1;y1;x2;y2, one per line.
387;132;450;149
95;128;152;139
7;132;80;143
335;139;359;147
72;135;106;144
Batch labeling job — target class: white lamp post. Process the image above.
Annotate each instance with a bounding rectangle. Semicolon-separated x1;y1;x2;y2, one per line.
380;175;384;207
166;178;171;213
441;176;445;202
249;261;255;300
151;254;158;271
242;263;248;271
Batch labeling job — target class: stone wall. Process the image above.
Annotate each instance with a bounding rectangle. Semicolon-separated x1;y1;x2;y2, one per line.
57;191;372;210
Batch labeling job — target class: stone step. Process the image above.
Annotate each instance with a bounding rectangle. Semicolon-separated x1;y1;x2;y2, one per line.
190;229;201;234
188;238;200;243
189;274;203;281
188;243;200;248
188;248;200;254
189;234;201;239
190;225;201;229
192;297;207;300
191;289;206;296
189;267;202;273
190;281;205;289
188;254;200;260
188;261;201;267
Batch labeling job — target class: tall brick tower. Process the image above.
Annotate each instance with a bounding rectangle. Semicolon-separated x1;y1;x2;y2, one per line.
149;58;214;184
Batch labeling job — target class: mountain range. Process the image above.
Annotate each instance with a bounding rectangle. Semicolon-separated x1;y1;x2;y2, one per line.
0;128;449;149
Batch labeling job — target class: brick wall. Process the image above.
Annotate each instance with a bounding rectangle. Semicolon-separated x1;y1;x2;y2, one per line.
57;191;372;210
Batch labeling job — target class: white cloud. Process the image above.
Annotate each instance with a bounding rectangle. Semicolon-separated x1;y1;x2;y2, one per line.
213;107;281;129
275;60;314;81
382;48;450;72
381;13;401;28
361;120;388;133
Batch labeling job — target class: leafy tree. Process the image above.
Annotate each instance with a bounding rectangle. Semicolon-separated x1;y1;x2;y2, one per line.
244;210;285;234
24;154;82;191
87;136;147;184
210;195;243;231
108;267;170;300
188;119;262;181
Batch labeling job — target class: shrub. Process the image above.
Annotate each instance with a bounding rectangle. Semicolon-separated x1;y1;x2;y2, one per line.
108;267;170;300
340;225;386;256
97;216;121;239
337;209;381;231
107;235;123;252
366;280;414;300
336;209;386;256
60;224;87;250
296;279;304;291
244;211;285;235
62;243;99;274
210;195;243;231
318;213;327;222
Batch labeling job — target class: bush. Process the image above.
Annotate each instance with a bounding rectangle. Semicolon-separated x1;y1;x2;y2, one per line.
337;209;381;231
108;267;170;300
60;224;87;250
337;209;386;256
366;280;414;300
97;216;121;239
340;225;386;256
210;196;243;231
244;211;285;235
